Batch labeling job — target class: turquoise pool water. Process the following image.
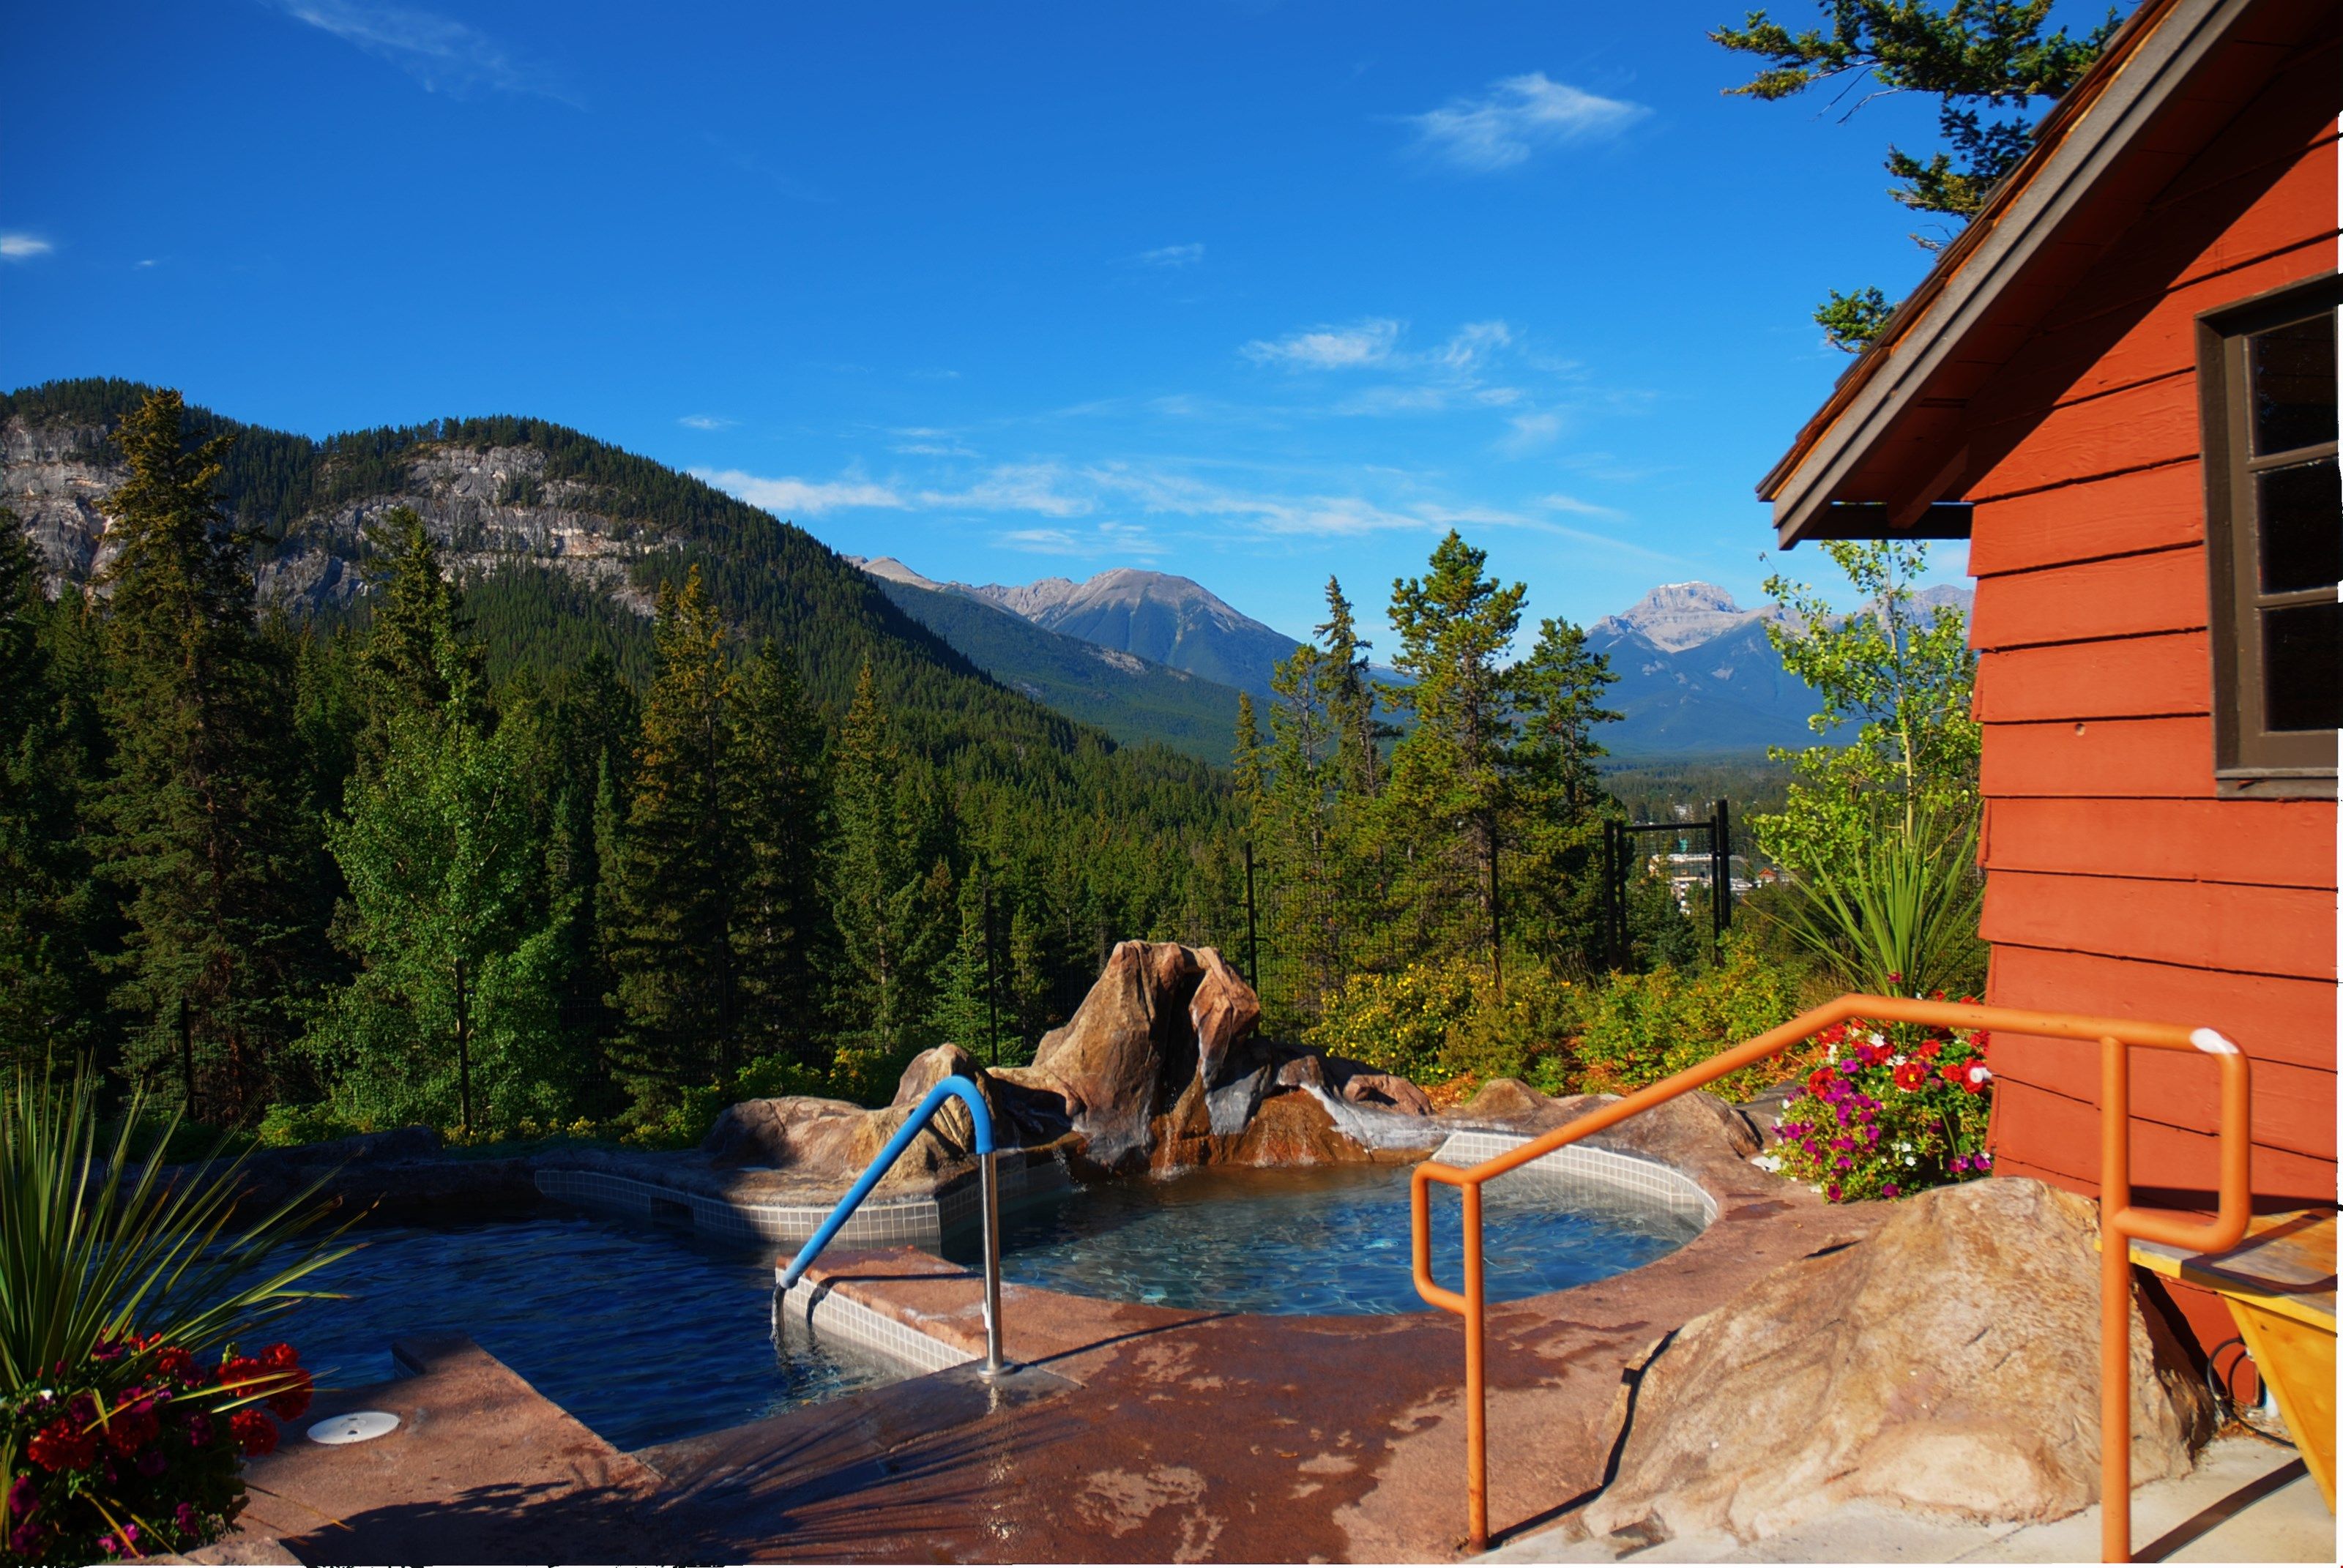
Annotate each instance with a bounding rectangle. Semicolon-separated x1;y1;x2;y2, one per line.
273;1214;891;1449
943;1161;1701;1315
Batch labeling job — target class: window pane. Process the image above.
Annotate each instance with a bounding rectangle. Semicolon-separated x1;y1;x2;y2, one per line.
2262;601;2341;732
2257;457;2342;594
2249;314;2339;455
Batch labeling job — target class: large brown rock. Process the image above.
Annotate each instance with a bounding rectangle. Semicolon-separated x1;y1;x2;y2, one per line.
1029;941;1227;1171
1582;1177;2216;1544
1188;947;1261;1089
699;1096;870;1172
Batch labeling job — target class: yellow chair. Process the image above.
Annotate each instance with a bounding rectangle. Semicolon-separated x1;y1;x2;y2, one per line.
2130;1210;2336;1511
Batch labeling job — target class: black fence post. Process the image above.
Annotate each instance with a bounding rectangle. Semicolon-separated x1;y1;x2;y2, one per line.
1243;843;1259;997
177;996;196;1123
982;874;999;1068
1713;797;1734;945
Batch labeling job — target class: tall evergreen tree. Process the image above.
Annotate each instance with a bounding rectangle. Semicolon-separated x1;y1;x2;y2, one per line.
1378;530;1528;958
357;507;485;765
605;567;738;1105
826;662;953;1089
0;509;109;1069
93;390;323;1121
726;641;827;1069
1506;615;1623;969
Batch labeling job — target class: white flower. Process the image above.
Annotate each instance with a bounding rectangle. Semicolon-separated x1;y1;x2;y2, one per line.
1889;1053;1908;1067
1869;1032;1886;1048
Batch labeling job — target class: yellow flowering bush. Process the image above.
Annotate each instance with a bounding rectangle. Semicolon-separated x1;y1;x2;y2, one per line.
1305;957;1581;1089
1575;936;1822;1103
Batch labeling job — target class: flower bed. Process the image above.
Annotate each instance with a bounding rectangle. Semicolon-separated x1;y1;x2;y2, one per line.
1761;1007;1993;1202
3;1334;311;1564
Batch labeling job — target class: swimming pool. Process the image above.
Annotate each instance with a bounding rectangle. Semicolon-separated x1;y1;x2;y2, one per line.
272;1214;895;1449
939;1160;1702;1315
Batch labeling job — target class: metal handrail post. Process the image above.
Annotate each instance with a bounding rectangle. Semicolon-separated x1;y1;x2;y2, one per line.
779;1078;1012;1383
1409;996;2253;1558
980;1146;1005;1375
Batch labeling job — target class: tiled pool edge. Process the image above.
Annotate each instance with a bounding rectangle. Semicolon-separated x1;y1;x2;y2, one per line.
1428;1130;1720;1230
533;1157;1068;1250
780;1133;1720;1375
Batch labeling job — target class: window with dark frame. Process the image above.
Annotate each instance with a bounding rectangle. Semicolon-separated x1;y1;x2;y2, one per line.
2197;273;2341;796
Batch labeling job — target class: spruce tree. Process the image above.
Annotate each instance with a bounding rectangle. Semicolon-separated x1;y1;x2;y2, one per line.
357;507;485;765
726;640;827;1069
827;662;953;1091
93;390;323;1120
605;567;738;1106
0;509;109;1070
1506;614;1622;969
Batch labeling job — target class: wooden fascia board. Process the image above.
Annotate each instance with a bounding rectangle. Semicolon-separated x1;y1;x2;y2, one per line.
1763;0;2251;548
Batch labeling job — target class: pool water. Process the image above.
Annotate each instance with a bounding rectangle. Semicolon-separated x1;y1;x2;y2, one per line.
941;1161;1701;1315
269;1214;893;1450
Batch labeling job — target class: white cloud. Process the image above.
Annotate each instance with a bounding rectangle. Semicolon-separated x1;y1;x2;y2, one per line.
0;234;53;261
1501;411;1564;452
1133;243;1205;269
1241;318;1402;371
677;414;734;430
264;0;567;100
1407;73;1647;172
918;463;1094;518
1538;491;1624;520
694;468;906;516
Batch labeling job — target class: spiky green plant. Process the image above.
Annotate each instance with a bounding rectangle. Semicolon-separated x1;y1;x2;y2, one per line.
1776;797;1986;999
1;1065;354;1399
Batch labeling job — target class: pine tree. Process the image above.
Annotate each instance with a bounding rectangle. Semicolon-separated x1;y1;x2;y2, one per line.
1315;578;1388;804
1506;615;1623;969
1379;531;1527;962
726;641;827;1069
605;567;738;1107
93;390;324;1121
827;662;953;1091
357;507;485;766
927;866;999;1063
0;509;109;1069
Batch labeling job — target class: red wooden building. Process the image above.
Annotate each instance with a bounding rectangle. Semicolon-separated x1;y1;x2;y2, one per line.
1758;0;2338;1350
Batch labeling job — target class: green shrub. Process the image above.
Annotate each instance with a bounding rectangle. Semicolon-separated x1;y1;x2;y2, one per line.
1304;957;1583;1089
253;1104;368;1149
1574;936;1822;1103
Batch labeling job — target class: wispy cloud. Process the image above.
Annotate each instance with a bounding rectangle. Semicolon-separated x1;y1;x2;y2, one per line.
1241;318;1403;371
264;0;569;101
1132;243;1205;269
0;234;53;261
695;468;906;516
677;414;735;431
1407;72;1647;172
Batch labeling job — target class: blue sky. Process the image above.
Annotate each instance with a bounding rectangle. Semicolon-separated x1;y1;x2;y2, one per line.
1;1;1992;646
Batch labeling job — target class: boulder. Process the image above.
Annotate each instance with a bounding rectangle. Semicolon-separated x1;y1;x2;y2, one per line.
1031;941;1245;1171
1450;1076;1554;1124
1339;1072;1434;1117
701;1095;871;1172
1582;1178;2216;1545
1188;947;1261;1089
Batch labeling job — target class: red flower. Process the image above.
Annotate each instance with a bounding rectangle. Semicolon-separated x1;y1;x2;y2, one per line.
1806;1068;1834;1097
261;1343;301;1370
105;1403;160;1456
1892;1061;1928;1092
154;1345;195;1381
1959;1061;1992;1094
229;1408;278;1458
1916;1039;1942;1060
269;1372;313;1422
27;1418;97;1473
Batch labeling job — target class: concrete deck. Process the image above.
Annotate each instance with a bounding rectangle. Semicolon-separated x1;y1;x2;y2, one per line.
1485;1431;2333;1564
201;1176;1877;1563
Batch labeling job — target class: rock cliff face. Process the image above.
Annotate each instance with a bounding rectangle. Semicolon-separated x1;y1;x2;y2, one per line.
4;414;664;616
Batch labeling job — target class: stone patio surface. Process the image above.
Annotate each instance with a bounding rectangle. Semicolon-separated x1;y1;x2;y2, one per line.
202;1174;1880;1563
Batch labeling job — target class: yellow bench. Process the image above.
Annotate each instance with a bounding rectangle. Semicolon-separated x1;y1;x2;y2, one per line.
2129;1210;2336;1512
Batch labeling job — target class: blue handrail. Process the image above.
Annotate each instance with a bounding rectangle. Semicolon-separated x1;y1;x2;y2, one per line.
775;1075;1007;1373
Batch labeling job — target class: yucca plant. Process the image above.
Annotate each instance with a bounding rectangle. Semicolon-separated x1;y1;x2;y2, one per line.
2;1066;356;1563
1775;796;1987;1000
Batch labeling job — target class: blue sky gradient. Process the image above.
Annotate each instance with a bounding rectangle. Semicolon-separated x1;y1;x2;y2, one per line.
1;1;1990;645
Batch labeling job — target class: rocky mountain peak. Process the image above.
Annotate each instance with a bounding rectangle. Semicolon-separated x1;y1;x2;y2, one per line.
1591;580;1776;654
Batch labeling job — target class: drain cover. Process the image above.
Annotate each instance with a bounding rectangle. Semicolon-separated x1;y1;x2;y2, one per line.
308;1410;400;1445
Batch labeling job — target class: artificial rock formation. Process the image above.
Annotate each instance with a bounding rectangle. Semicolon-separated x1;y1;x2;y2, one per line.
1581;1177;2215;1545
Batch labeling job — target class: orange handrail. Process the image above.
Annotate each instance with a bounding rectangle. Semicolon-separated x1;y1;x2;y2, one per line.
1409;993;2252;1560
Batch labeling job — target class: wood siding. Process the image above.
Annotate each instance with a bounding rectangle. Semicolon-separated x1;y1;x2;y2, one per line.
1963;44;2339;1212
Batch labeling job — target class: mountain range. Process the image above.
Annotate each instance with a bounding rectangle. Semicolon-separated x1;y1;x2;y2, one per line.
3;378;1971;770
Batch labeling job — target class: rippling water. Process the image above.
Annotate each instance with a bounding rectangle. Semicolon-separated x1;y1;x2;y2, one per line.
272;1214;893;1450
944;1161;1700;1315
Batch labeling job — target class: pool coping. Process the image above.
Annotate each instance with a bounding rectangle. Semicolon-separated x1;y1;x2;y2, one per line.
775;1129;1718;1375
534;1151;1070;1251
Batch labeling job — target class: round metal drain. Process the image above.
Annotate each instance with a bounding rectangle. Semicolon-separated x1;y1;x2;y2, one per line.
308;1410;401;1445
